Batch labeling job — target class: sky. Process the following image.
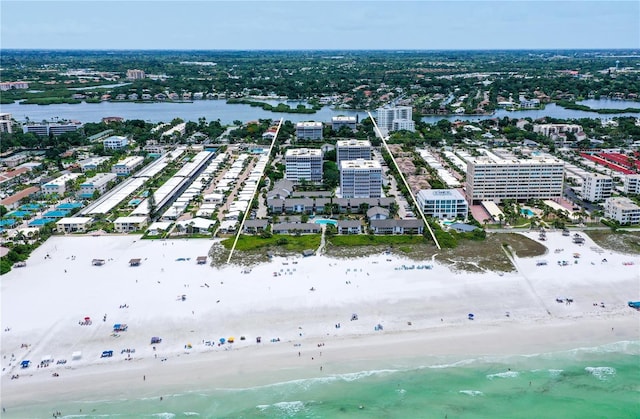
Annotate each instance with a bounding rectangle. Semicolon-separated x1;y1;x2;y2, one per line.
1;0;639;50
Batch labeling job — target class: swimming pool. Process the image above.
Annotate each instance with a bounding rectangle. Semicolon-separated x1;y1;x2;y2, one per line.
314;219;337;226
521;208;535;217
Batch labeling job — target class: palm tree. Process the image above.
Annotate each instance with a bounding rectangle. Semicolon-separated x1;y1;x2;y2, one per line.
147;188;156;218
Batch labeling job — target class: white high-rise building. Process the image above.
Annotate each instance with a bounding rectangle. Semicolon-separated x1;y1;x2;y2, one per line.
285;148;323;183
336;139;372;167
465;156;564;204
0;113;13;133
295;121;323;140
331;116;357;131
340;159;382;198
582;173;613;202
126;69;146;80
376;105;415;135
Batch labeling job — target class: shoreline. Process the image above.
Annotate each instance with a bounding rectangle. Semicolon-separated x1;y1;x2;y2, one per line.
1;231;639;412
3;315;637;409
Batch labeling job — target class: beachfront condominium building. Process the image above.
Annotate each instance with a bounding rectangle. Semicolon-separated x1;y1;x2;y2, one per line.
296;122;324;140
582;173;613;202
126;69;146;80
103;135;129;150
604;197;640;225
376;105;415;135
331;116;357;131
0;113;13;133
416;189;469;220
41;173;81;195
340;159;382;198
623;174;640;195
465;156;564;204
285;148;323;183
336;139;372;167
79;172;117;198
112;156;144;176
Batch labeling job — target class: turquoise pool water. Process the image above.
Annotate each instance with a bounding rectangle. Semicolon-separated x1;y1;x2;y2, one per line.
314;219;337;226
521;209;535;217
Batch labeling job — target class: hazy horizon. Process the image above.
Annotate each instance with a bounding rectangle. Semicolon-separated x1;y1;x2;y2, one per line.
2;1;638;50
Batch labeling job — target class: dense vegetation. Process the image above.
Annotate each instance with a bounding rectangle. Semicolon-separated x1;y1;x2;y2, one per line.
2;50;638;114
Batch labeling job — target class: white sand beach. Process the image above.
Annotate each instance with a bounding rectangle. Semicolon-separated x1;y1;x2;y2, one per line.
1;231;639;410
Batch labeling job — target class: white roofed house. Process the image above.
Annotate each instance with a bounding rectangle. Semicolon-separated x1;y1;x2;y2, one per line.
113;216;149;233
337;220;362;234
56;217;93;233
176;217;216;234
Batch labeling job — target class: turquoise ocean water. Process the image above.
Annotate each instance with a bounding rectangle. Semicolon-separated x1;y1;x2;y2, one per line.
6;341;639;419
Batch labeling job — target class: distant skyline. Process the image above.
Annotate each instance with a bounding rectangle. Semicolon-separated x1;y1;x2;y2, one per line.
1;1;639;50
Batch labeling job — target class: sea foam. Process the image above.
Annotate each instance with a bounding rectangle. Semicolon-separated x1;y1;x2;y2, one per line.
585;366;616;381
459;390;484;396
257;400;306;416
486;371;519;380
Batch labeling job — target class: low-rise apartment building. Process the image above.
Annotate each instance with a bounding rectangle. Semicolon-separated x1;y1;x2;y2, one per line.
79;172;117;198
41;173;81;195
623;174;640;195
113;216;148;232
604;197;640;225
56;217;93;233
112;156;144;176
103;135;129;150
416;189;468;220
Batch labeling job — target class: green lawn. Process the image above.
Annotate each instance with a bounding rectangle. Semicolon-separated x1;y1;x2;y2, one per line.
221;234;321;252
328;234;429;246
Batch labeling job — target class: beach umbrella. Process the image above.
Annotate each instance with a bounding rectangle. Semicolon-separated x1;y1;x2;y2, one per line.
468;313;474;320
228;337;235;343
219;338;226;344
